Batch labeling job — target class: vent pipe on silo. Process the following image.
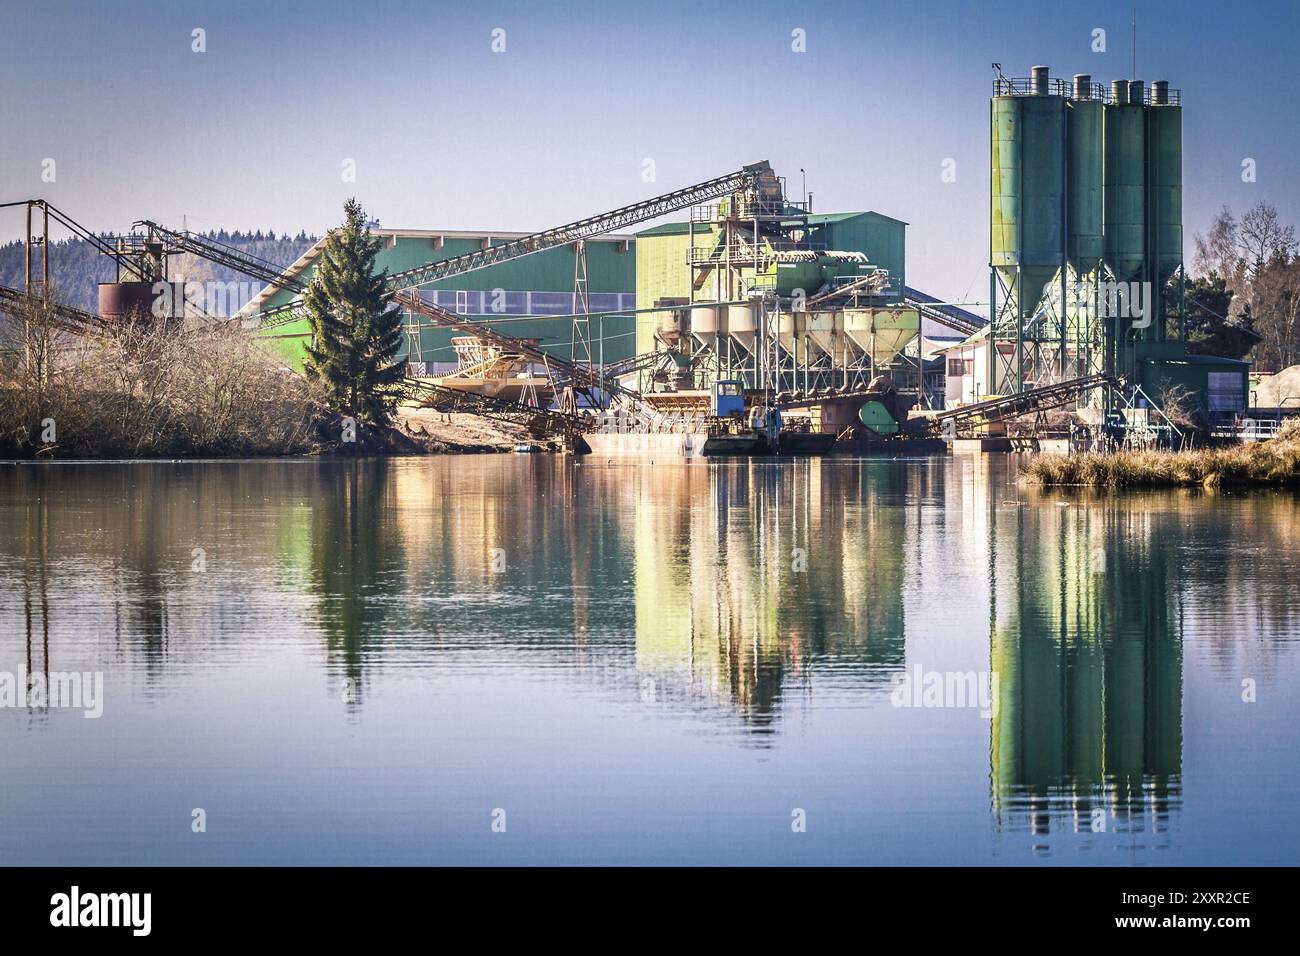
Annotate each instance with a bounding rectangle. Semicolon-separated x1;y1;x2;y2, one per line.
1031;65;1050;95
1152;80;1169;105
1127;79;1145;105
1073;74;1092;99
1111;80;1129;104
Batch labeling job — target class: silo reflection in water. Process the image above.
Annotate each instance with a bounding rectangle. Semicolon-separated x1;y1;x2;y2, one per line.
991;493;1183;838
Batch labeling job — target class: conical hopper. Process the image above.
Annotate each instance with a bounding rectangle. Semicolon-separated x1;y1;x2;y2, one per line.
778;309;805;356
691;302;723;353
843;308;920;365
805;309;840;360
727;304;757;354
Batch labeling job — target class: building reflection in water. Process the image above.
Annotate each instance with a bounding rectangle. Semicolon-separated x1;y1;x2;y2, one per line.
0;457;924;732
16;455;1291;786
986;459;1183;838
622;458;915;731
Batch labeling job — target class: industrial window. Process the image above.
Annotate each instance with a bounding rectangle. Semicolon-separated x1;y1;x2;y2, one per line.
423;289;634;317
528;292;573;315
947;358;965;377
1208;371;1245;412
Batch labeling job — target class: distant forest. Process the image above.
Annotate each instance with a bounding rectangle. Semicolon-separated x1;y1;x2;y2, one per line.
0;230;319;313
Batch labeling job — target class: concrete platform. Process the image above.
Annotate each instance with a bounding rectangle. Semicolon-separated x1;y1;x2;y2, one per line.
951;437;1013;453
582;432;709;458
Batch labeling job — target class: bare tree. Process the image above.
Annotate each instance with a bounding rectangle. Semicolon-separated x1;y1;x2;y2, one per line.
2;291;317;457
0;286;77;450
1195;201;1299;330
1253;256;1300;371
1195;208;1245;283
1240;203;1298;278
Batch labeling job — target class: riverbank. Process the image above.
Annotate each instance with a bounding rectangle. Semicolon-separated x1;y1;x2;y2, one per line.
0;406;543;459
1022;422;1300;488
0;313;543;458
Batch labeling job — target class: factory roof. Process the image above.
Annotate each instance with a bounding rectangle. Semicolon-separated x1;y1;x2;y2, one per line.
807;211;909;227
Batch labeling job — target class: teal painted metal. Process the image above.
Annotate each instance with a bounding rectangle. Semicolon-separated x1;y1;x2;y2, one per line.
1103;86;1149;380
987;69;1189;411
1103;98;1146;284
1146;99;1183;341
858;400;900;436
256;233;637;367
1017;95;1067;291
1064;93;1105;382
1067;99;1104;268
990;80;1067;393
806;212;907;298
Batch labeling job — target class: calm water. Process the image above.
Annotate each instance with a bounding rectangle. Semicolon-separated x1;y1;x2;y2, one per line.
1;455;1298;866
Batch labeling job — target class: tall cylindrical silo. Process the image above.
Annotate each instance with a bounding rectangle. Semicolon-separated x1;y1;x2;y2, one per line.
1104;81;1146;286
1146;81;1182;342
1067;76;1104;272
991;67;1067;392
1063;75;1105;379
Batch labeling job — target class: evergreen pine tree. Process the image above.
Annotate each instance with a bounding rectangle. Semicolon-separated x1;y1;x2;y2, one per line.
302;198;406;428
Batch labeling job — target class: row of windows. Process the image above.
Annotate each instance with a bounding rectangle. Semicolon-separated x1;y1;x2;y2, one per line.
420;289;636;316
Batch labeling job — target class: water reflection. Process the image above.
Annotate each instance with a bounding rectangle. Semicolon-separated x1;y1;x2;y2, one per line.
623;460;916;729
1;457;1298;863
988;476;1183;838
986;473;1293;842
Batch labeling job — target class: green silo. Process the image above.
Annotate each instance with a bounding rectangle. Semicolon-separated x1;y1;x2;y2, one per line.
990;66;1067;393
1067;76;1104;269
1103;80;1147;286
1065;74;1105;381
1103;80;1148;378
1146;80;1183;342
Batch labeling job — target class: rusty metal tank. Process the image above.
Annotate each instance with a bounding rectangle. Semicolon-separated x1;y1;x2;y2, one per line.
98;281;162;321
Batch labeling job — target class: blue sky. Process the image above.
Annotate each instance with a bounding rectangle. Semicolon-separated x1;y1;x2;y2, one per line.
2;0;1296;303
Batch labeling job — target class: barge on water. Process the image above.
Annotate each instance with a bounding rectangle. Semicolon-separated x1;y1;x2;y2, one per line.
579;379;939;458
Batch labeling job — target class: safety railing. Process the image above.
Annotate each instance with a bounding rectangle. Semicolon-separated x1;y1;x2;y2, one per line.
690;200;801;223
993;77;1180;105
1211;416;1283;441
591;409;706;435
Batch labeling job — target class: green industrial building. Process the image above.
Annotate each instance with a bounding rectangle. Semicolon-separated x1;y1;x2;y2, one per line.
633;211;907;356
245;212;910;375
240;228;636;371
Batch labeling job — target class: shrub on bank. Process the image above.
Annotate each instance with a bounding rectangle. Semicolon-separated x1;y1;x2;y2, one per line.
0;315;321;458
1022;421;1300;488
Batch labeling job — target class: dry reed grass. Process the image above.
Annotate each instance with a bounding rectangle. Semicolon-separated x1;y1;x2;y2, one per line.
1021;418;1300;488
